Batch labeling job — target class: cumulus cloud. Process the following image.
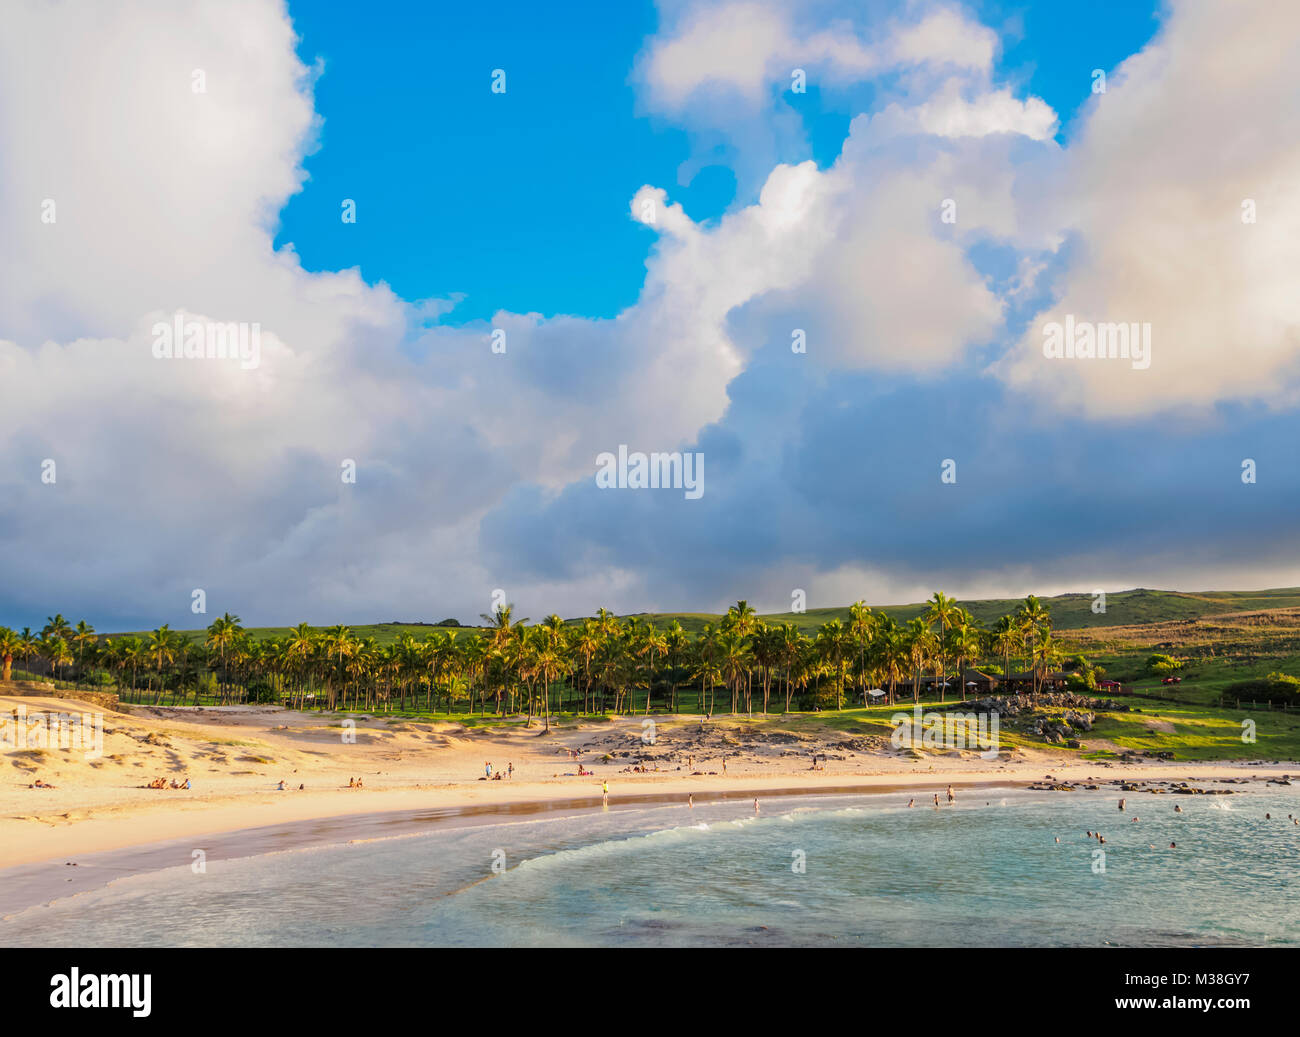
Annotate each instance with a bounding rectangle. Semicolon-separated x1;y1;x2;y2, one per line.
638;1;999;113
2;0;1294;630
997;0;1300;416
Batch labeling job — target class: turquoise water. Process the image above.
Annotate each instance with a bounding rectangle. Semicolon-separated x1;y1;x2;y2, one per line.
4;787;1298;946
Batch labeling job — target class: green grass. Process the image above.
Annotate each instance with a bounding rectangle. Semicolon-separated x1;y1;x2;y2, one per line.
102;586;1300;643
1084;697;1300;761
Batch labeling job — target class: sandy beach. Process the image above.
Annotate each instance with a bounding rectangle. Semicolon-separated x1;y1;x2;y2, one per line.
4;693;1295;902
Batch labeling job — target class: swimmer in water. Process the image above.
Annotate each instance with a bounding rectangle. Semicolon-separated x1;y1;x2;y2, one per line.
754;798;760;814
1119;798;1126;811
908;799;914;808
933;793;940;807
947;785;955;805
1174;805;1182;813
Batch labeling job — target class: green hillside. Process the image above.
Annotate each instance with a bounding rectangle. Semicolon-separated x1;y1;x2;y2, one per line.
110;586;1300;643
618;587;1300;636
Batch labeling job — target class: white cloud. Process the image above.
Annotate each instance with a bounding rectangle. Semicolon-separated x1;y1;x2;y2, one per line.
638;1;1001;113
870;81;1058;140
997;0;1300;416
3;0;1290;627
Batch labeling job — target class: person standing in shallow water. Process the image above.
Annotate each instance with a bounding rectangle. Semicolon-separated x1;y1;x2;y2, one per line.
947;785;955;805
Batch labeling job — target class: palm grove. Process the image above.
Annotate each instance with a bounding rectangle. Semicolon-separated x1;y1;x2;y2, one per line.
0;594;1088;727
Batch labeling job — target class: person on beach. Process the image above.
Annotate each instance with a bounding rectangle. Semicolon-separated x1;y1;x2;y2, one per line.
276;780;285;790
508;762;514;779
947;785;955;805
485;762;492;779
688;794;693;809
602;780;609;806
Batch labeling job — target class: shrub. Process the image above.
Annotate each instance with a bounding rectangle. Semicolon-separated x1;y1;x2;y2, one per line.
1067;671;1096;693
1145;653;1183;676
1223;676;1300;706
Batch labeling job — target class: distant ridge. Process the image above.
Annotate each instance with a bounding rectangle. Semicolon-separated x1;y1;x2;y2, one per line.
109;587;1300;643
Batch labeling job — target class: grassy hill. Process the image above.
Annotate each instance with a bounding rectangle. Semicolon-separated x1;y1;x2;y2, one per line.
621;587;1300;636
113;587;1300;643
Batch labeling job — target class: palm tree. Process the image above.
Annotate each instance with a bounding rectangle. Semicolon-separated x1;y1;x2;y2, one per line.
1015;596;1050;693
718;629;750;715
573;619;602;714
847;601;873;706
533;617;569;732
206;613;244;703
663;621;688;713
122;637;147;697
751;623;782;714
638;622;667;715
1034;634;1064;690
147;625;181;702
0;626;19;682
924;592;960;703
815;618;848;710
42;635;72;682
777;631;815;712
16;628;39;674
904;618;934;704
949;611;981;700
285;622;316;709
697;622;720;714
42;614;73;642
991;615;1021;690
72;621;97;675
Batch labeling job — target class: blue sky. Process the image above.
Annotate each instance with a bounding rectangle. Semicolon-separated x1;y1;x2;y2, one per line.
275;0;1161;322
5;0;1299;630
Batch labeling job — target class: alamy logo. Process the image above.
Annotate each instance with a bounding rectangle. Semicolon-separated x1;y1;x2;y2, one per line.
49;969;151;1017
595;445;704;499
1042;315;1151;370
2;705;103;760
151;313;261;369
889;704;1000;760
